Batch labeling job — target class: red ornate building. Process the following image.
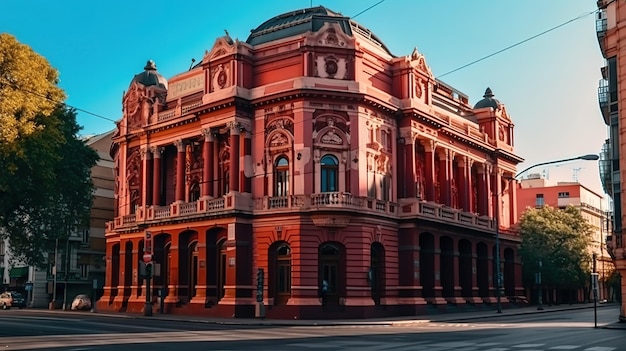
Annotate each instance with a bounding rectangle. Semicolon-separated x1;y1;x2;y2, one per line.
97;6;524;319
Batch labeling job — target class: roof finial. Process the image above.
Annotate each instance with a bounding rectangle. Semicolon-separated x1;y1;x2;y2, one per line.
483;87;494;98
144;60;157;71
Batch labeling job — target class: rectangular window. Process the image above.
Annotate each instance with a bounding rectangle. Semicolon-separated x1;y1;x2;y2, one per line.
81;229;90;245
558;192;570;198
535;194;544;207
80;264;89;278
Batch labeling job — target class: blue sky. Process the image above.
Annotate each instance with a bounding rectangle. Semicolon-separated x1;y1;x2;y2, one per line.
2;0;607;196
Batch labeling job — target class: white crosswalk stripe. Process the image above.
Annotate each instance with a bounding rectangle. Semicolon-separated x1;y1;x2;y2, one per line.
284;340;618;351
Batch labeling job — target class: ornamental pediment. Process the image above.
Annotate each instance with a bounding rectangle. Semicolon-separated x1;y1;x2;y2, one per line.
305;22;355;49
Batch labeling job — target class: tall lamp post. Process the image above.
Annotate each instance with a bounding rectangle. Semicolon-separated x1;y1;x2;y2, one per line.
494;153;599;314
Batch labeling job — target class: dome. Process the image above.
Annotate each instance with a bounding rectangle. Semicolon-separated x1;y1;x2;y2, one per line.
473;87;501;109
246;6;392;55
130;60;168;90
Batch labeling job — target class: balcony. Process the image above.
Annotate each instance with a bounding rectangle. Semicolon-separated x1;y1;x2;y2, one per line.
598;78;609;124
107;192;498;235
596;10;607;53
254;192;397;216
398;199;494;232
108;193;254;231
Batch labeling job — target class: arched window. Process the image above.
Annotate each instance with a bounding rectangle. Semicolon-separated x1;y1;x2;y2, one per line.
274;243;291;305
274;157;289;197
189;182;200;202
320;155;338;193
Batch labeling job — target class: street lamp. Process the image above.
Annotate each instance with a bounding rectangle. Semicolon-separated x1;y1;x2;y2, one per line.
515;154;599;179
493;153;599;314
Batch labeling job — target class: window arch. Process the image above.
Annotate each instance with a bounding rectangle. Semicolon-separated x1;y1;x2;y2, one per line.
274;156;289;197
189;181;200;202
271;243;291;305
320;155;339;193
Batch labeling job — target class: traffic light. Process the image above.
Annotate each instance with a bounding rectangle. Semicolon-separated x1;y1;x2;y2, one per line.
145;262;153;279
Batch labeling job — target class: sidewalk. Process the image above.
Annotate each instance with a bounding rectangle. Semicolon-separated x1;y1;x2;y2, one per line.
29;302;626;329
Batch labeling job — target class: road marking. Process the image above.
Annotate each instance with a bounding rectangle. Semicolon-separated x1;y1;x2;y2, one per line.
585;348;616;351
549;346;580;350
513;345;545;348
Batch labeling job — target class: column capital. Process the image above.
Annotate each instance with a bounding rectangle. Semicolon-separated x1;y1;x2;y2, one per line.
174;139;185;152
150;146;163;158
201;128;215;142
140;147;150;160
227;121;241;135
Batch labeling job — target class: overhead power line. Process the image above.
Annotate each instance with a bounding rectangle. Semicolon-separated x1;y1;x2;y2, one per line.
0;78;117;123
353;0;387;18
437;9;598;79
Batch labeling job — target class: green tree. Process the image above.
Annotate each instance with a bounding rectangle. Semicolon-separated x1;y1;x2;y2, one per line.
519;205;592;292
0;33;65;144
0;35;98;266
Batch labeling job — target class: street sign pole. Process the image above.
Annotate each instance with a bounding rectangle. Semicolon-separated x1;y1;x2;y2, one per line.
144;262;152;317
591;272;599;328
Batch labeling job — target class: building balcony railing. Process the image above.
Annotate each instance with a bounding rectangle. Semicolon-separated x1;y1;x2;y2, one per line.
107;192;500;235
254;192;397;216
107;193;254;231
398;199;494;231
598;79;609;124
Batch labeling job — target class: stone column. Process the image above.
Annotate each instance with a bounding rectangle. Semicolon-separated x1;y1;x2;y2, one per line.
438;149;451;206
165;234;180;304
141;147;152;206
151;146;162;206
457;156;468;211
423;141;435;201
201;129;215;198
190;237;208;305
113;240;128;306
98;242;116;306
405;138;415;198
243;128;252;193
175;140;185;202
228;122;240;192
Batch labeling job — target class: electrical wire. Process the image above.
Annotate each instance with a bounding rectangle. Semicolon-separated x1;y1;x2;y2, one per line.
437;9;598;79
353;0;387;19
1;78;117;123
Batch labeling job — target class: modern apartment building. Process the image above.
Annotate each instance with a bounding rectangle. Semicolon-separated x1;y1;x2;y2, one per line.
47;131;115;308
596;0;626;322
97;6;525;319
516;175;614;303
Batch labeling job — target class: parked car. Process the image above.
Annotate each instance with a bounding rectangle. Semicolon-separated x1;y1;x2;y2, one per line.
71;294;91;311
0;291;25;309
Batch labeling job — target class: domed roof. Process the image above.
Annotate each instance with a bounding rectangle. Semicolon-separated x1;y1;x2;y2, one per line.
473;87;501;109
130;60;168;90
246;6;392;55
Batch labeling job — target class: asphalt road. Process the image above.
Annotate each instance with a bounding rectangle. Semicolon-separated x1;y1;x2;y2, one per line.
0;306;624;350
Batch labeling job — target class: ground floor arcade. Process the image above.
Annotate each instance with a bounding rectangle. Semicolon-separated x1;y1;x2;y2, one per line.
96;217;523;319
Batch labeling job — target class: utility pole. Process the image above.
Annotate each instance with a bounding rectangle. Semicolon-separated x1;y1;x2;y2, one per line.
63;237;69;310
49;238;58;310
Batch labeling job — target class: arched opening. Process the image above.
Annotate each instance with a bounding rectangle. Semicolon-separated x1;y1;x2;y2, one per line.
459;239;473;297
320;155;339;192
189;241;199;299
477;242;489;297
440;236;454;297
274;156;289;197
269;242;291;305
504;248;515;297
370;242;385;305
419;233;435;298
319;242;343;306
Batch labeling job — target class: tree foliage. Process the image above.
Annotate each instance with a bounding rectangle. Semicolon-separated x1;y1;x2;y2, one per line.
518;205;592;289
0;35;98;267
0;33;65;144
